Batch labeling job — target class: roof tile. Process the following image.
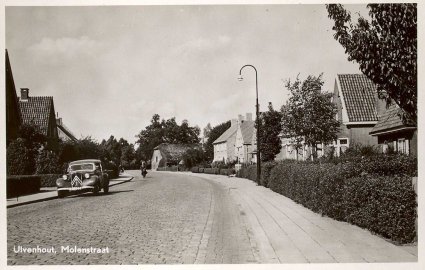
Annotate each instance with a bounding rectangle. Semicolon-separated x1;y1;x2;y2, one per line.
338;74;378;122
370;104;416;134
19;96;53;136
213;125;237;144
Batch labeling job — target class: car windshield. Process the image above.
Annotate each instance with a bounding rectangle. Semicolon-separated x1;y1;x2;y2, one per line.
69;163;94;171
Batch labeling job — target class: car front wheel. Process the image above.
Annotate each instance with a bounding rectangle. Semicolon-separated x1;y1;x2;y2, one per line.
93;184;100;195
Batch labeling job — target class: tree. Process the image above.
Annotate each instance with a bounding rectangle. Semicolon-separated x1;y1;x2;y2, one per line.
6;124;48;175
203;121;231;162
326;4;417;123
257;102;283;162
135;114;201;162
203;123;212;142
74;136;101;160
182;148;206;169
58;140;79;165
281;74;340;160
121;144;136;169
100;135;125;165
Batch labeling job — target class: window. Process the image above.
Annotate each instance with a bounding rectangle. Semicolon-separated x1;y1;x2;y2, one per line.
339;139;348;145
397;138;409;155
334;138;349;157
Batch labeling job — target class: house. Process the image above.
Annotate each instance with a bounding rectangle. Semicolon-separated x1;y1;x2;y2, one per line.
18;88;59;145
248;129;258;164
332;74;386;156
276;136;305;161
56;115;78;142
151;143;197;170
369;104;417;156
212;119;238;163
234;113;255;164
275;135;325;161
5;50;22;145
275;74;386;161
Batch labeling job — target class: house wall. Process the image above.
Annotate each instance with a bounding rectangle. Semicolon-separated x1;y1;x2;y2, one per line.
346;124;378;146
151;150;164;171
213;142;227;163
235;127;244;163
275;138;306;161
226;135;236;163
235;127;252;164
376;129;417;156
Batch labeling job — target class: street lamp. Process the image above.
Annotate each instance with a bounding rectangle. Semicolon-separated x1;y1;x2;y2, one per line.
239;65;261;185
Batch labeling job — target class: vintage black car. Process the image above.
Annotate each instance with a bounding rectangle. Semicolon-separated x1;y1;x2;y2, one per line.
56;159;110;198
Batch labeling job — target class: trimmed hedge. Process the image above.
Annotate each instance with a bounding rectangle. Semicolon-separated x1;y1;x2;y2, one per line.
343;175;416;243
237;155;417;244
236;166;257;182
7;175;41;198
191;167;235;176
203;168;219;174
39;174;62;187
219;168;236;176
157;166;180;172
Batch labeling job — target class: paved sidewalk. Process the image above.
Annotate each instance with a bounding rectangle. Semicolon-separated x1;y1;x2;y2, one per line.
6;174;133;208
160;171;418;263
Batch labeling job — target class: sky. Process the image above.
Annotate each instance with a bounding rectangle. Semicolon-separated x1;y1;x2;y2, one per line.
5;4;368;144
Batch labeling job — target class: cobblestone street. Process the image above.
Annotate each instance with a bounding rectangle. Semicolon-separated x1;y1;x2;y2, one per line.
7;171;257;265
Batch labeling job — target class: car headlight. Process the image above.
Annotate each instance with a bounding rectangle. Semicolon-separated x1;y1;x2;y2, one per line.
84;173;90;179
62;175;68;180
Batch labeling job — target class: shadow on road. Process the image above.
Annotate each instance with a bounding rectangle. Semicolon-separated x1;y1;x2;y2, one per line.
60;190;134;198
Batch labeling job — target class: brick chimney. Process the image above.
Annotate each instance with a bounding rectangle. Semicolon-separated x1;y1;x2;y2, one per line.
56;117;63;126
246;113;252;122
231;119;237;127
20;88;29;101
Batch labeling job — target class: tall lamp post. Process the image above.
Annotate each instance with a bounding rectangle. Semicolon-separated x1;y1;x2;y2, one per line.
238;65;261;185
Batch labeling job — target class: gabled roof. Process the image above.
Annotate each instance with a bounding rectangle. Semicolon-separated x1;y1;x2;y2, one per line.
154;143;198;163
5;50;22;124
370;104;416;136
19;96;54;136
213;125;238;144
240;120;255;144
337;74;379;122
57;122;78;142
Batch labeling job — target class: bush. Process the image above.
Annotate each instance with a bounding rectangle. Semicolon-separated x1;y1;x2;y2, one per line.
191;167;199;173
7;175;41;198
360;154;417;177
36;149;62;174
265;159;417;243
182;148;206;169
344;175;417;243
203;168;220;174
237;165;257;182
260;161;277;187
157;166;179;172
7;138;35;175
219;168;235;175
340;143;380;158
39;174;62;187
